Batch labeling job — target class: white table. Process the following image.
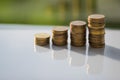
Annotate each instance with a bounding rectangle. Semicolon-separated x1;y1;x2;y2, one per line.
0;24;120;80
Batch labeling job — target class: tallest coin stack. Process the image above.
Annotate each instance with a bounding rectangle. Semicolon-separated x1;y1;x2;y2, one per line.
88;14;105;48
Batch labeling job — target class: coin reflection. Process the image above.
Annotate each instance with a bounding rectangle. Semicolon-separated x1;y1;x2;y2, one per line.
69;46;86;67
87;46;104;74
34;44;50;54
51;45;68;60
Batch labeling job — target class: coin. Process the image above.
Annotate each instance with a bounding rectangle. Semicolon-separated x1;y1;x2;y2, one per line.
88;26;105;35
52;26;68;35
70;21;86;34
88;23;105;28
71;41;86;47
89;43;105;48
70;21;86;27
52;26;68;46
34;33;50;46
52;40;67;46
88;14;105;19
70;20;86;47
71;33;86;38
88;14;106;48
52;35;67;40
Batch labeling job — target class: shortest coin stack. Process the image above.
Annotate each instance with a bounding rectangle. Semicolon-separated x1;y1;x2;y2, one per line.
34;33;50;46
88;14;105;48
70;21;86;47
52;27;68;46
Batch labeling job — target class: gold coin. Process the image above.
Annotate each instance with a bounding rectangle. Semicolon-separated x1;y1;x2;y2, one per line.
52;38;67;43
52;26;68;35
71;40;86;44
89;34;105;38
52;40;67;46
88;14;105;20
71;41;86;47
35;42;48;46
89;37;104;42
52;33;68;36
89;40;105;44
89;43;105;48
52;36;68;40
35;39;49;46
71;33;86;38
70;28;86;34
34;33;50;46
35;33;50;38
88;23;105;27
70;21;86;27
70;21;86;34
88;19;105;24
89;35;104;39
88;26;105;35
53;39;67;42
71;37;86;42
88;14;105;24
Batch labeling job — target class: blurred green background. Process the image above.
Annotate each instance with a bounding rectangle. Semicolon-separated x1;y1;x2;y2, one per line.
0;0;120;28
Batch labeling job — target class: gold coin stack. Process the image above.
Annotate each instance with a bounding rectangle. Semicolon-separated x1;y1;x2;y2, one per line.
34;33;50;46
52;27;68;46
70;21;86;47
88;14;105;48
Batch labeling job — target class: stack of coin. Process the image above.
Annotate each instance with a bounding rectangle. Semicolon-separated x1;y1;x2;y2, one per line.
88;14;105;48
70;21;86;47
52;27;68;46
34;33;50;46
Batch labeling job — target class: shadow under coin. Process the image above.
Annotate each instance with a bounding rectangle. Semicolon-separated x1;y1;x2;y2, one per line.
68;46;86;67
87;46;105;75
104;45;120;61
103;45;120;78
51;45;68;60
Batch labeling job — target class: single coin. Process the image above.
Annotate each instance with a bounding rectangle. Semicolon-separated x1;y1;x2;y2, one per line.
71;37;86;42
89;40;105;44
52;40;67;46
34;33;50;40
70;28;86;34
88;26;105;35
52;38;67;42
89;43;105;48
53;35;68;40
88;14;105;20
89;34;105;37
70;21;86;27
70;33;86;38
88;23;105;27
35;41;48;46
52;26;68;35
70;21;86;34
89;37;104;42
88;14;105;24
70;20;86;28
71;41;86;47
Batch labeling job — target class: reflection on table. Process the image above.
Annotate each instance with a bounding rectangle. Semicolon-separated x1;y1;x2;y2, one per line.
34;44;120;79
51;45;68;60
87;46;105;75
34;44;51;54
68;46;87;67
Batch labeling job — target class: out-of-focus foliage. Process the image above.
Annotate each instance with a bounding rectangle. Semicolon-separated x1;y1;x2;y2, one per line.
0;0;120;27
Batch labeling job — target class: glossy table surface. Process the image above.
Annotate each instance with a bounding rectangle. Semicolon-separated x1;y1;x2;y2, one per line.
0;24;120;80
